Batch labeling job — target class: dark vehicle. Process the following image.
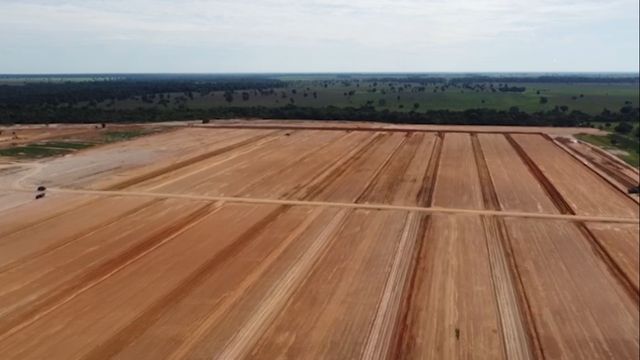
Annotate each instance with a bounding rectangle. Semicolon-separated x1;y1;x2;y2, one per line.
628;186;640;194
37;186;46;192
35;193;45;199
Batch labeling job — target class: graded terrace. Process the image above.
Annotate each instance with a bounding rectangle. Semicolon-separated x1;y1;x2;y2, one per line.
0;121;638;359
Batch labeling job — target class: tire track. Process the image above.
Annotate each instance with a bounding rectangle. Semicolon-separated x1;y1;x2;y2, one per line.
576;224;640;303
374;133;431;205
553;136;639;203
358;135;433;358
416;132;443;207
80;204;290;360
145;131;286;191
106;130;281;190
163;130;304;193
495;219;548;360
166;207;328;360
505;134;574;214
0;199;162;275
506;134;639;304
560;138;638;189
278;132;376;199
355;133;411;204
391;134;442;357
231;131;353;197
215;209;350;359
0;196;101;239
480;217;542;360
389;214;432;358
544;133;639;203
470;134;501;210
30;186;640;224
195;124;563;135
361;212;421;359
291;132;387;200
0;202;220;342
471;133;540;360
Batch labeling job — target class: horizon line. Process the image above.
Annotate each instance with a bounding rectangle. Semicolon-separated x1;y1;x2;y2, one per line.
1;71;639;77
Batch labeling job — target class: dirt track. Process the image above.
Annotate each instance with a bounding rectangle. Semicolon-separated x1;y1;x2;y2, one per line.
190;119;607;136
556;137;639;196
0;123;637;359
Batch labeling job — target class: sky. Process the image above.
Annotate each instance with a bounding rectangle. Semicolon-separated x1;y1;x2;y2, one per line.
0;0;638;73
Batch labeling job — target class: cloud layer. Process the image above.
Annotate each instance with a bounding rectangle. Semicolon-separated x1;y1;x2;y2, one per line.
1;0;638;72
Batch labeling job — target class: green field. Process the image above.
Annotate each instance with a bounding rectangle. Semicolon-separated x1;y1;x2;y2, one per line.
576;130;640;167
0;145;72;158
0;129;157;159
94;81;638;116
102;130;150;142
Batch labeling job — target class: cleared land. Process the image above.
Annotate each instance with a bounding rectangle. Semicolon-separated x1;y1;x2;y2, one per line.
557;136;640;190
0;122;638;359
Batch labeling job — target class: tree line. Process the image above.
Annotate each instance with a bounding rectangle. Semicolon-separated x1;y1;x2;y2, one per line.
0;78;284;106
1;76;637;127
1;104;637;129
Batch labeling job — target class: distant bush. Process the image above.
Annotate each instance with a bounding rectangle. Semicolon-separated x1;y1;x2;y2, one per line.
498;85;526;92
615;121;633;134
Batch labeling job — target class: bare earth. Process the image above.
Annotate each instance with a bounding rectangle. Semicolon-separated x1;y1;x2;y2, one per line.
556;136;639;191
0;121;637;359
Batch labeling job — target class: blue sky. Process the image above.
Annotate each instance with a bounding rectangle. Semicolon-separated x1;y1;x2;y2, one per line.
0;0;638;73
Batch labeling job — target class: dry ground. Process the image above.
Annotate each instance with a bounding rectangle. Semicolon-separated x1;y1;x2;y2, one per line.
556;136;639;192
0;122;637;359
0;124;118;150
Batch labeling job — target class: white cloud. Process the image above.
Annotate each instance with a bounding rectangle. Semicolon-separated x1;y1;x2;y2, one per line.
1;0;635;44
0;0;637;72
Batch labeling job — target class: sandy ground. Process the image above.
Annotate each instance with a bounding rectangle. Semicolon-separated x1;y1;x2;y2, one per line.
0;122;637;359
513;134;638;218
0;125;96;149
189;119;608;136
556;137;639;191
0;123;159;149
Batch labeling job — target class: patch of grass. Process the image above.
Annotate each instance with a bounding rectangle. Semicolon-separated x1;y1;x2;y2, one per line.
576;133;640;167
30;141;95;150
99;81;639;116
102;130;149;143
0;129;158;159
0;145;72;158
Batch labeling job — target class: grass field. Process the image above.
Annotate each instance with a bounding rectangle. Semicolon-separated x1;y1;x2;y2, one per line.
102;130;150;142
0;145;72;158
95;81;639;115
0;129;159;159
576;133;640;167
